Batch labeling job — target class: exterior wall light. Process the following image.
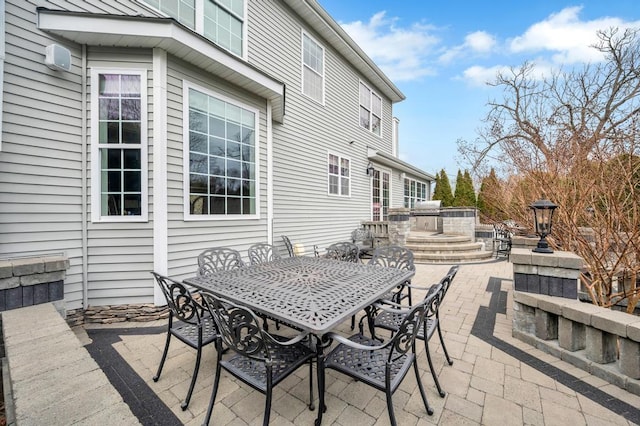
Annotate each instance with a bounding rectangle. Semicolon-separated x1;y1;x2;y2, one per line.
366;162;375;176
529;199;558;253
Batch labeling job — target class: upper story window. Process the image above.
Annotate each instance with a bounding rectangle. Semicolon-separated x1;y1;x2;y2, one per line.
144;0;245;57
404;178;427;208
302;32;324;103
91;69;148;222
359;82;381;136
184;83;258;219
328;153;350;196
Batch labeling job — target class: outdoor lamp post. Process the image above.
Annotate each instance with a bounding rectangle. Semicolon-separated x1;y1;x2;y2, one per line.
530;199;557;253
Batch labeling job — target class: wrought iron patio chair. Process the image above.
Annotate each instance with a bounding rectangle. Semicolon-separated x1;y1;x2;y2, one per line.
281;235;295;257
323;294;437;425
150;272;219;410
248;242;282;265
351;227;375;259
197;247;245;276
368;245;416;305
366;265;460;398
493;222;512;260
325;241;360;262
199;292;316;426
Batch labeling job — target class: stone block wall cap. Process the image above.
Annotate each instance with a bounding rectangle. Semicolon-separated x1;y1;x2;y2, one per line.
513;290;543;307
627;322;640;342
591;309;640;337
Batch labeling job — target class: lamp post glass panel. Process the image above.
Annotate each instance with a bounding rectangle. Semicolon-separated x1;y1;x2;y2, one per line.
530;199;557;253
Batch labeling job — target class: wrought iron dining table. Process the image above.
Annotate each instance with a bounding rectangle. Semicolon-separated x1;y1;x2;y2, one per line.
184;255;415;425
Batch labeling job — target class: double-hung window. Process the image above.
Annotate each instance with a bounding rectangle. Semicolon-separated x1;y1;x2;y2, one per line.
302;32;324;103
91;69;147;222
328;153;350;196
184;83;258;219
143;0;245;57
359;82;382;136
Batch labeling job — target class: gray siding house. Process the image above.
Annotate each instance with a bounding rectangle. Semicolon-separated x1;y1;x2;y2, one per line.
0;0;434;312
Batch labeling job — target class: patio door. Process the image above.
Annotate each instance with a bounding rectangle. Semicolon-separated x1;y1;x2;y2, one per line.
371;169;390;221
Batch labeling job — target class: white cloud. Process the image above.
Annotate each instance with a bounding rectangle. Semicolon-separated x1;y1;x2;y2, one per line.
461;65;506;87
439;30;496;64
339;11;440;81
509;6;640;64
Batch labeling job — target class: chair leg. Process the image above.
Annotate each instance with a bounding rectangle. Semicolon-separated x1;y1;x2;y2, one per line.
263;373;273;426
202;359;222;426
350;314;356;330
182;341;203;410
153;330;172;382
437;322;454;365
424;338;445;397
412;356;434;416
385;385;397;426
308;359;315;410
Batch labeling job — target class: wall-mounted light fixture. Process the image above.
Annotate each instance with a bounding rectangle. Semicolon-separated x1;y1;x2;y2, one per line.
366;162;375;177
400;172;406;180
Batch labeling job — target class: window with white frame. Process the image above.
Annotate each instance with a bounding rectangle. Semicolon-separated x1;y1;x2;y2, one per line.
359;82;381;136
91;70;147;221
302;32;324;103
372;169;390;221
143;0;245;57
404;177;427;208
184;84;258;218
328;153;350;196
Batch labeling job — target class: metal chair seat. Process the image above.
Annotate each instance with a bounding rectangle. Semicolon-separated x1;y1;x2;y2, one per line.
171;315;219;348
324;333;413;392
374;311;437;342
222;335;315;392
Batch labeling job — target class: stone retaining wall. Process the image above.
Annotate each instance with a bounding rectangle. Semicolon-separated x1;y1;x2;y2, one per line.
0;256;69;311
513;291;640;395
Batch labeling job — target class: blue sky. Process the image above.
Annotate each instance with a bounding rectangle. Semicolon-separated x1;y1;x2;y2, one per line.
317;1;640;178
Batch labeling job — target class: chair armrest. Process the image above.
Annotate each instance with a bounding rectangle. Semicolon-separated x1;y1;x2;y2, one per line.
267;331;312;347
325;332;389;351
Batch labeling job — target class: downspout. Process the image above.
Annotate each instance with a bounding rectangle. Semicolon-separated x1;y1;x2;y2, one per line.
81;44;88;309
266;100;273;244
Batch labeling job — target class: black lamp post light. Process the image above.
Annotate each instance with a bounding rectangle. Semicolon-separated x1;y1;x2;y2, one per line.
530;199;558;253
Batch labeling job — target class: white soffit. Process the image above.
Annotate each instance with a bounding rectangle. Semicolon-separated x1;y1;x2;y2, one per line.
37;9;285;122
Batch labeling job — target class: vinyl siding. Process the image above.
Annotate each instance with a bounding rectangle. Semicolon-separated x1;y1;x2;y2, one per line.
247;0;397;253
85;47;155;306
0;0;85;309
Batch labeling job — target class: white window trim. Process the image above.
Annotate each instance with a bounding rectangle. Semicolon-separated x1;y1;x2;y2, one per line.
327;151;351;198
90;68;149;223
141;0;248;61
300;30;325;105
371;167;392;221
404;177;427;208
182;80;260;221
359;80;383;137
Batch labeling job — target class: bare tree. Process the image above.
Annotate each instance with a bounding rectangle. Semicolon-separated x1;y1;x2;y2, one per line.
460;27;640;312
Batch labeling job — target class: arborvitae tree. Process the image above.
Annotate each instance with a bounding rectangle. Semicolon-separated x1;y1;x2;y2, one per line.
453;169;476;207
433;169;453;206
477;168;502;220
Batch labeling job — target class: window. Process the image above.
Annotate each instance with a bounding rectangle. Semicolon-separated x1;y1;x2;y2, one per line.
184;83;258;218
328;153;350;196
404;178;427;208
372;169;390;221
144;0;245;57
91;70;147;222
302;32;324;103
144;0;196;28
359;82;381;136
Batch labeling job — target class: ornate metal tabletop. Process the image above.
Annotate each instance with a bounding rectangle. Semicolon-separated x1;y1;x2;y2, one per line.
185;256;414;334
